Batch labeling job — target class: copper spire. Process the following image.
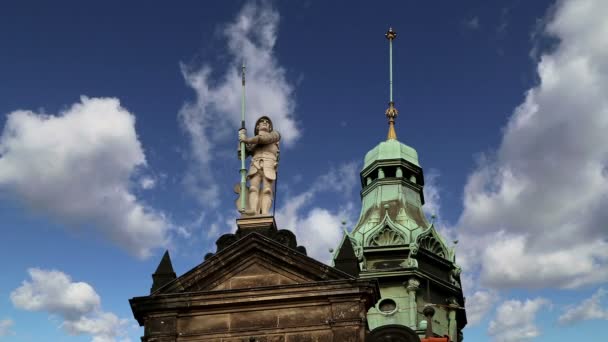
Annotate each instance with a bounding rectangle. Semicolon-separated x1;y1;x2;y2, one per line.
385;27;398;140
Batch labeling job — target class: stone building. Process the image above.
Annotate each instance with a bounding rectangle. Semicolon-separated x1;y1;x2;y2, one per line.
130;218;380;341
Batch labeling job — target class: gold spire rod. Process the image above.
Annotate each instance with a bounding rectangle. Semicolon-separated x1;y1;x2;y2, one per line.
385;27;398;140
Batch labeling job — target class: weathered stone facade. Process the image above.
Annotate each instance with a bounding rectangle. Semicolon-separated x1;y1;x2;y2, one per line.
130;223;380;341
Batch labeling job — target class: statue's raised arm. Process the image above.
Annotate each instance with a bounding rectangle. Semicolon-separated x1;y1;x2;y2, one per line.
237;116;280;216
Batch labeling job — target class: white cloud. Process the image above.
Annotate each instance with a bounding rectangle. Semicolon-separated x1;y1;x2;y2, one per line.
10;268;129;342
11;268;100;320
559;288;608;325
480;233;608;289
179;1;299;205
314;162;359;195
488;298;549;342
422;169;441;221
0;96;171;258
457;0;608;289
466;290;499;326
63;312;129;342
275;162;358;263
0;319;14;337
291;207;346;263
139;176;156;190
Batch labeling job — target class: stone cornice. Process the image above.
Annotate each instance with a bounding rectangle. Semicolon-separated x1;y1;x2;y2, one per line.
130;278;380;325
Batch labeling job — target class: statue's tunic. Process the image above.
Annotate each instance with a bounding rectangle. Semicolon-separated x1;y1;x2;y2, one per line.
246;131;280;180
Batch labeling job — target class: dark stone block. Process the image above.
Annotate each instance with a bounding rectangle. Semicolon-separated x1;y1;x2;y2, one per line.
331;327;359;342
178;314;229;334
285;331;332;342
231;310;279;330
145;316;176;336
230;274;280;289
278;306;329;327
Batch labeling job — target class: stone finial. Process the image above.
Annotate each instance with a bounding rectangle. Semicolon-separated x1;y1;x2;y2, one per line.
334;238;360;277
423;305;436;338
151;250;176;294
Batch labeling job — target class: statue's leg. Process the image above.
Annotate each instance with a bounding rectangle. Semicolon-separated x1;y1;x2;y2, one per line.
248;174;262;215
261;177;274;215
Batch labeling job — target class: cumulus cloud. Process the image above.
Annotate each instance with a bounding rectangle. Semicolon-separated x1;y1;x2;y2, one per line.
275;162;358;263
0;96;170;258
10;268;129;342
481;233;608;289
179;1;300;205
422;169;441;221
466;290;499;326
139;176;156;190
488;298;549;342
559;288;608;325
63;312;129;342
0;319;14;337
10;268;100;320
457;0;608;289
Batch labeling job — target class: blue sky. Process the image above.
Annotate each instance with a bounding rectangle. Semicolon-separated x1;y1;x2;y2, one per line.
1;0;607;341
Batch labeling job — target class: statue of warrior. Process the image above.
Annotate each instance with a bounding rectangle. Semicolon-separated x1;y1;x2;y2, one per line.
238;116;280;215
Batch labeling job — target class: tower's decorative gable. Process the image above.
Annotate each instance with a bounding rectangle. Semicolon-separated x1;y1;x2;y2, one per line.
370;226;407;246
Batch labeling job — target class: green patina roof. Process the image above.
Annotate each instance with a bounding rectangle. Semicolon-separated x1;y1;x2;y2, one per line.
350;137;429;250
363;139;420;169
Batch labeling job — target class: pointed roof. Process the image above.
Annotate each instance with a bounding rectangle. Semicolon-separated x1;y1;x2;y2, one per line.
364;139;420;168
334;236;359;277
150;250;176;294
154;250;175;275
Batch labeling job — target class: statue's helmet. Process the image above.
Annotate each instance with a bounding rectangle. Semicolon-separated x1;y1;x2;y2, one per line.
254;116;273;135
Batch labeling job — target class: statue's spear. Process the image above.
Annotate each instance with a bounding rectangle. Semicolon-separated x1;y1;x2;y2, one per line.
239;63;247;212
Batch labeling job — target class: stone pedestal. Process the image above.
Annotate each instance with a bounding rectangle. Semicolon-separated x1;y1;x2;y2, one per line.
236;215;277;232
204;216;307;259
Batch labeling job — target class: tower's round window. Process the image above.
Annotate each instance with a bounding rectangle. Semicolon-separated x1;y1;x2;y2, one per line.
378;298;397;314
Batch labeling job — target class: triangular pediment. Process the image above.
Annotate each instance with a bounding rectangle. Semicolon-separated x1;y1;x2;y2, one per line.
156;232;352;295
204;257;309;291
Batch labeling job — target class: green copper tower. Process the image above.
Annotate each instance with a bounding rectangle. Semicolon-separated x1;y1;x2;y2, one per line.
333;27;467;341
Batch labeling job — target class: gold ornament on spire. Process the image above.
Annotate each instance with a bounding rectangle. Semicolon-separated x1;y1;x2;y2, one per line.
386;102;398;140
385;27;397;40
385;27;398;140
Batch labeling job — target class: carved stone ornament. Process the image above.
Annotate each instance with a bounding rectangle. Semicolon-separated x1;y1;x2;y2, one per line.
450;265;463;287
404;257;418;269
418;235;446;258
354;245;363;260
409;242;419;256
453;265;462;276
370;226;406;246
447;297;460;308
406;278;420;291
